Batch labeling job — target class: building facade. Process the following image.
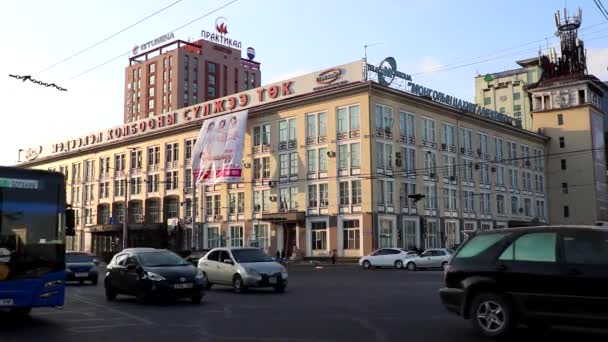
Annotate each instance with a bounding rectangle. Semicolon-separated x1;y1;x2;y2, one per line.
474;58;542;131
18;60;548;259
124;39;261;123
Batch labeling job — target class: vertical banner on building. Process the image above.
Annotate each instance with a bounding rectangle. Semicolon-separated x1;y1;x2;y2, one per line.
192;110;248;185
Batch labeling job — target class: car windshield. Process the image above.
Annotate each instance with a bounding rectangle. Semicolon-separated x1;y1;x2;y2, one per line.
138;251;189;267
66;253;93;263
231;249;274;263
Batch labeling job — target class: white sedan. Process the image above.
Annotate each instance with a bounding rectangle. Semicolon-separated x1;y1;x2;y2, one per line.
358;248;418;269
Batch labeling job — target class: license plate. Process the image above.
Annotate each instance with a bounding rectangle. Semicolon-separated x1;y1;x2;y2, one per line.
0;299;14;307
268;277;278;284
174;283;193;289
75;273;88;278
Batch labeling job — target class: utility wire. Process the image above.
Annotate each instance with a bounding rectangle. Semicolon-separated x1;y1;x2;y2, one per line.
593;0;608;21
35;0;186;76
69;0;239;80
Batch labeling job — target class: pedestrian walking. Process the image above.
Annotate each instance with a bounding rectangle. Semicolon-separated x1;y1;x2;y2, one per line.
276;249;281;261
330;249;337;264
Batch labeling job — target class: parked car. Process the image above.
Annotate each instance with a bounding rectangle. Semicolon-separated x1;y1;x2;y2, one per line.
65;252;99;285
198;247;288;293
104;248;206;303
405;248;454;271
358;248;418;269
439;226;608;338
185;249;211;265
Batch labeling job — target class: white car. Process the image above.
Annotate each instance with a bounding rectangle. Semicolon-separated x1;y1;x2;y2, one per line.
198;247;288;293
358;248;418;269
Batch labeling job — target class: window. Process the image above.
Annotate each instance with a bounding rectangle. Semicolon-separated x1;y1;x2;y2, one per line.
318;147;328;172
477;133;488;155
252;157;270;180
165;198;179;218
496;165;505;186
402;220;417;250
114;179;126;197
456;233;508;259
252;124;271;148
444;188;457;210
183;139;194;161
422;118;436;142
559;137;565;148
308;185;318;207
207;227;220;248
401;147;416;174
562;182;568;194
557;113;564;125
229;226;243;247
424;184;437;209
379;180;394;206
339;181;349;206
479;193;491;214
253;190;270;212
336;104;360;134
536;200;545;218
252;224;269;250
564;205;570;218
130;177;142;194
524;198;532;216
561;159;567;170
562;231;608;265
401;182;417;207
165;171;178;190
424;151;437;177
311;222;327;250
98;205;110;224
509;168;518;189
114;203;125;223
343;220;360;250
205;195;213;216
279;186;298;210
278;118;296;143
376;142;384;169
375;104;393;131
99;157;110;176
130;149;142;170
307;150;317;173
511;196;519;215
207;62;217;98
306;112;327;140
166;142;179;163
513;104;521;111
499;107;505;113
99;182;109;198
351;180;362;205
319;184;328;207
484;97;491;105
463;159;474;181
459;128;473;151
513;92;521;100
494;137;504;160
507;141;517;160
146;174;159;193
499;233;557;262
522;171;532;191
480;164;490;184
213;195;221;215
441;123;455;146
497;194;505;214
400;111;415;137
535;174;544;193
114;154;125;172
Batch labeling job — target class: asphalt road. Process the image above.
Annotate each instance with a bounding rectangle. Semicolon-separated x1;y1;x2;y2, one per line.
1;266;607;342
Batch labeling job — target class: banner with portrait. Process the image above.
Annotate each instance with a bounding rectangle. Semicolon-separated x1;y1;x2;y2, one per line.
192;110;248;185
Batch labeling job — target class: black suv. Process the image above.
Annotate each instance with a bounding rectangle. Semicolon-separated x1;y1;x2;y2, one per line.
104;248;206;304
439;226;608;338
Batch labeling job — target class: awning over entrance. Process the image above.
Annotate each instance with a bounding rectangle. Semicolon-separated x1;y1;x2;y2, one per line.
259;211;305;223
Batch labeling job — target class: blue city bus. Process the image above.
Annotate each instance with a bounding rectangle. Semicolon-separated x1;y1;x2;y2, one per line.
0;166;75;316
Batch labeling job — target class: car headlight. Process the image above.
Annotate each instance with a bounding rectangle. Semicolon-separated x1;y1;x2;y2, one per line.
280;266;288;279
195;270;206;280
146;272;165;281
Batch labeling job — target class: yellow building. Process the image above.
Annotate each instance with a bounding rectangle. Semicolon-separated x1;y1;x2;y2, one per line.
17;59;548;259
474;58;542;131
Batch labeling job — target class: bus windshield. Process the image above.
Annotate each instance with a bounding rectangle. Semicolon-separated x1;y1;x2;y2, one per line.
0;173;65;281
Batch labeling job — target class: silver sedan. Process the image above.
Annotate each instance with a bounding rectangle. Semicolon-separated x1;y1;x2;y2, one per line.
198;247;288;293
404;248;454;271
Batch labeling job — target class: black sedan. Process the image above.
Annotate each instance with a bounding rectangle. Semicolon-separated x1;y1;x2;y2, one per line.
104;248;206;303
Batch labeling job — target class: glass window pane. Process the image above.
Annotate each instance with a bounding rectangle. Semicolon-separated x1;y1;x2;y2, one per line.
563;232;608;265
456;233;508;258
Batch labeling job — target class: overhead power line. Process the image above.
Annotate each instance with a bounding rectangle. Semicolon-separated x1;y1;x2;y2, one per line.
69;0;239;80
593;0;608;21
35;0;186;76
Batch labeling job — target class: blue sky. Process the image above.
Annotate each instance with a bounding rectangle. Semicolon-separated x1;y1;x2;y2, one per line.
1;0;608;165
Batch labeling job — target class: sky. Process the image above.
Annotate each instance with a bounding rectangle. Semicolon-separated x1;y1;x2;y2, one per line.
1;0;608;166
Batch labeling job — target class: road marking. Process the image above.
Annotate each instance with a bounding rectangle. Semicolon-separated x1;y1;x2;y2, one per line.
64;318;105;323
69;323;140;333
351;317;389;342
71;294;153;325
